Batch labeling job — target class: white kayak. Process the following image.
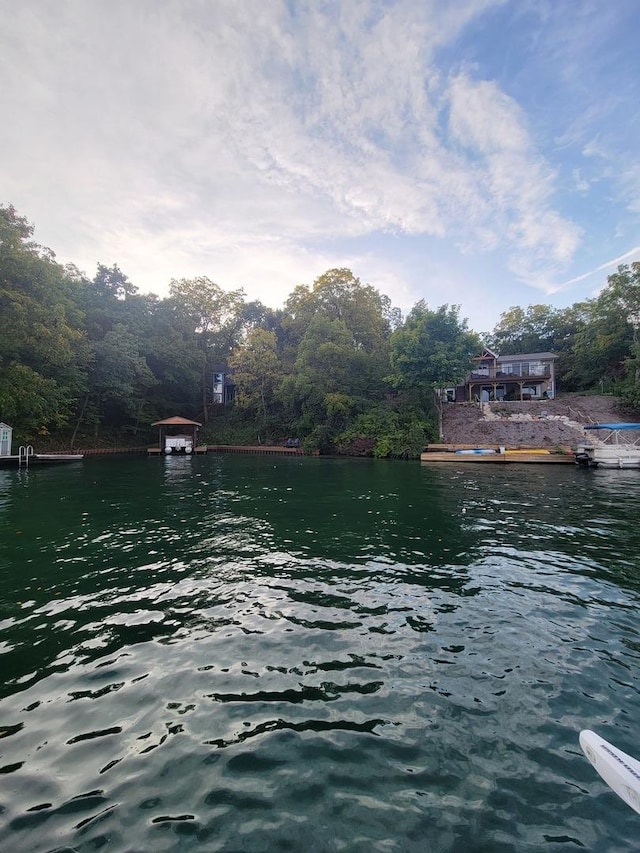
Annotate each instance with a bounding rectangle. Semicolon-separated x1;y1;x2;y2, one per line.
579;729;640;814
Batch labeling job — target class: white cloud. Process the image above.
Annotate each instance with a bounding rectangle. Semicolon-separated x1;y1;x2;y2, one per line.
572;169;590;193
447;73;581;276
555;246;640;293
0;0;610;323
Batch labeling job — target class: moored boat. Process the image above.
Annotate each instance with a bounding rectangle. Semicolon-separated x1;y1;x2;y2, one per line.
575;423;640;469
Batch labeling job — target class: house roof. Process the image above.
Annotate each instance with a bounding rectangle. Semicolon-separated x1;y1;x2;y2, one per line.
473;347;498;360
152;416;202;426
496;352;557;362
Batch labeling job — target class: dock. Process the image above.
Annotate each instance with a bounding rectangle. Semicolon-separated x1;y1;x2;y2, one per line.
0;452;84;468
421;444;575;464
206;444;305;455
147;444;306;456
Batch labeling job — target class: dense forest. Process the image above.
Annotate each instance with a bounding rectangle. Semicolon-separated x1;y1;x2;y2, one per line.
1;204;639;457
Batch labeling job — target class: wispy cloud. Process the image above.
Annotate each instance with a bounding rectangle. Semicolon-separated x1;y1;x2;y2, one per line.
556;247;640;292
0;0;637;331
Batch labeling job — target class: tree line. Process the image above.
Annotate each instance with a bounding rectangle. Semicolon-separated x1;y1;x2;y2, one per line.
1;204;639;456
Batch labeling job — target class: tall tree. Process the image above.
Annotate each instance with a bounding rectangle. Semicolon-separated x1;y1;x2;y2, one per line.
229;328;281;424
282;268;397;353
488;304;565;355
388;302;480;395
277;314;366;446
601;263;640;379
93;263;138;300
168;277;245;421
594;262;640;400
0;205;90;437
280;268;397;404
84;324;157;438
140;296;202;418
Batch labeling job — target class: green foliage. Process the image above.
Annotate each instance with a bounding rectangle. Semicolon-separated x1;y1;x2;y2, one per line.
559;264;639;395
0;364;74;440
389;302;481;394
229;328;281;423
487;304;563;355
302;424;332;455
0;205;91;435
601;262;640;389
90;324;157;418
3;202;639;454
93;263;138;300
169;276;246;420
335;405;437;459
200;408;267;446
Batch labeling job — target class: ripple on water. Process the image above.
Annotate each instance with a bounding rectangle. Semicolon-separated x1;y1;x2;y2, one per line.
0;458;639;850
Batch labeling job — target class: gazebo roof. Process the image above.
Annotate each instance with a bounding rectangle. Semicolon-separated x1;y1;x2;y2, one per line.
152;416;202;427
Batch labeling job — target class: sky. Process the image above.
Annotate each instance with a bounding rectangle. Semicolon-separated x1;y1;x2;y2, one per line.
1;0;638;334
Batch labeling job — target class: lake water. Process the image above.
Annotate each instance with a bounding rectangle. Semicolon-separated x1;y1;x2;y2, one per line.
0;454;639;852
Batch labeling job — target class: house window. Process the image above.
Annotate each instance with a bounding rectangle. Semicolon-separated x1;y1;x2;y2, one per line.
212;373;225;404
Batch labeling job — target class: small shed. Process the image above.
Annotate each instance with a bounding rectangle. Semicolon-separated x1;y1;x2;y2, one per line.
151;416;202;454
0;423;13;457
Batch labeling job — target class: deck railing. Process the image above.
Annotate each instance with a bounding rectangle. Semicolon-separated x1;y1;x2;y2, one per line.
469;365;551;380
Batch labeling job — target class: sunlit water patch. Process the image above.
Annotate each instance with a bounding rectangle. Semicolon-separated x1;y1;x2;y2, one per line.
0;456;639;851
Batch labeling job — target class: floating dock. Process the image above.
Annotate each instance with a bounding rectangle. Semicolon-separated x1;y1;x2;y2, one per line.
421;444;575;464
0;452;84;468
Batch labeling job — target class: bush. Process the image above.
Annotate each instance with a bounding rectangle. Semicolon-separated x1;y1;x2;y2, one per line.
336;406;437;459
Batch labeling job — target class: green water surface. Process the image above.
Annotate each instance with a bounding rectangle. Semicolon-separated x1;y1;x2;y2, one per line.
0;454;639;852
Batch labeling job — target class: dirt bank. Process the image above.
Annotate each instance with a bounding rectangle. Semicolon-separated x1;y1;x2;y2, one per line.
440;394;638;448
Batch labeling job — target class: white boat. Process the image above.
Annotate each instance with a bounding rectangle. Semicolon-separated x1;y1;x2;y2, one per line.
575;423;640;469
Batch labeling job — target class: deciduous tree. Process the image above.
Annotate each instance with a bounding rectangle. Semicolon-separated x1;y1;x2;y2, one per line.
229;328;281;423
0;205;90;438
168;277;245;420
389;302;480;394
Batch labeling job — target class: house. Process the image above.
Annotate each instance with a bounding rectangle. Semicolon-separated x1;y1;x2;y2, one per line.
449;348;558;402
211;366;235;405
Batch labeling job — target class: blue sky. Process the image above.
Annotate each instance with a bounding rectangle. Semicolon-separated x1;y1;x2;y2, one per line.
1;0;638;334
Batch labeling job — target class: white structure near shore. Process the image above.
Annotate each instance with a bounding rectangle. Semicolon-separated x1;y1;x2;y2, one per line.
0;423;13;456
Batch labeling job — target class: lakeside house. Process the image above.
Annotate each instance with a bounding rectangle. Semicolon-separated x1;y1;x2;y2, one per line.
445;348;558;403
211;366;236;406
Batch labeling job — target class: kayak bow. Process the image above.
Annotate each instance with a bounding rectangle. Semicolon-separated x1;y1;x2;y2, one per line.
579;729;640;814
